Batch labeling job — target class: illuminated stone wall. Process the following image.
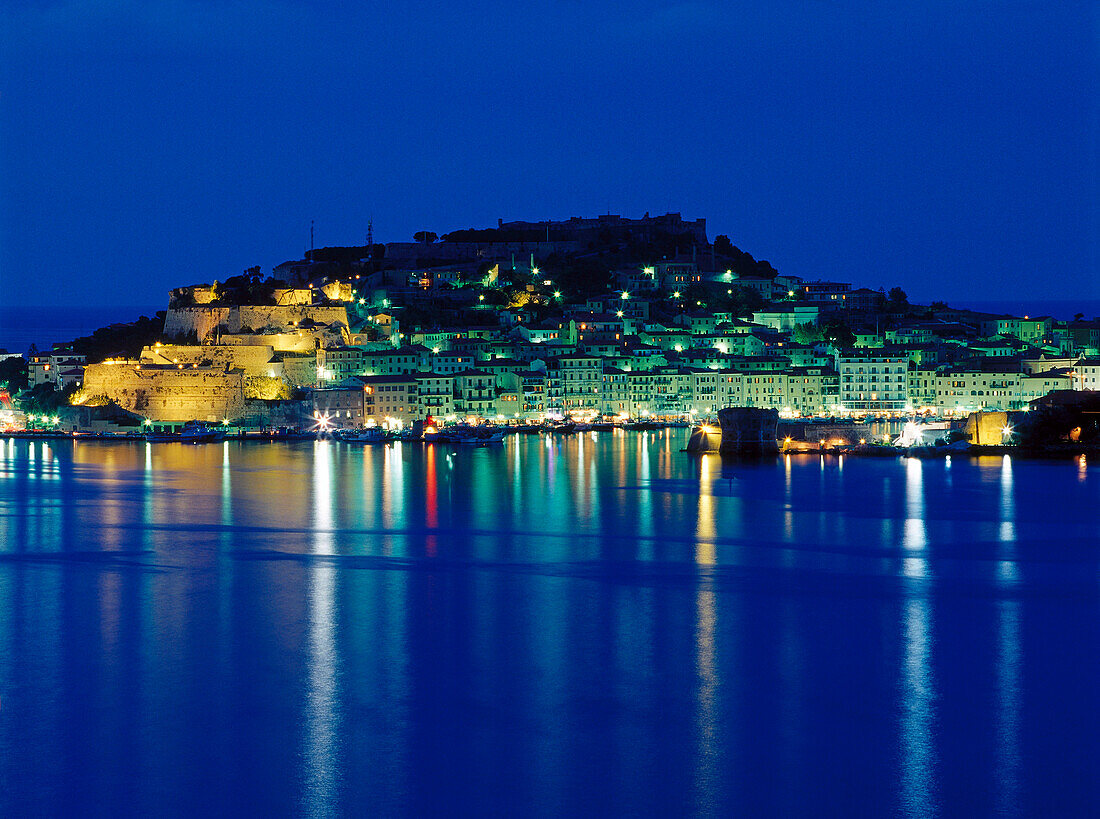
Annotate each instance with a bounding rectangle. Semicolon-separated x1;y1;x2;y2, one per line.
280;354;319;388
272;288;314;305
140;344;281;377
83;362;247;422
219;331;317;354
164;305;349;340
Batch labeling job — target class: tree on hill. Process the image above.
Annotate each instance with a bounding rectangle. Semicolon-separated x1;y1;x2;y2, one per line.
823;320;856;347
714;241;778;279
413;231;438;244
794;322;824;344
0;356;29;393
722;285;765;317
887;287;909;309
67;312;168;362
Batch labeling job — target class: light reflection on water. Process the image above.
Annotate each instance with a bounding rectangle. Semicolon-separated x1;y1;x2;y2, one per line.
303;441;339;817
0;436;1097;815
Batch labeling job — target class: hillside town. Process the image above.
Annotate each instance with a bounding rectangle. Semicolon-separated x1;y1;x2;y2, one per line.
3;212;1099;440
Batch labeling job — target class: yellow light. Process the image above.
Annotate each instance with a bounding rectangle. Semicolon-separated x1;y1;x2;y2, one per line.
621;291;629;299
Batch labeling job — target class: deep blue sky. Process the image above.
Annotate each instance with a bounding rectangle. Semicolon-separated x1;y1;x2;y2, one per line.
2;1;1096;309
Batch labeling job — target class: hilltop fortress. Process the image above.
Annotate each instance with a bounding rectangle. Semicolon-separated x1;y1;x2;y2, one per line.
81;282;355;423
164;283;350;344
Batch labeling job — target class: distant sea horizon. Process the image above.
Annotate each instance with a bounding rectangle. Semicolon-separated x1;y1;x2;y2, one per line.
953;299;1100;321
2;298;1099;357
0;305;162;355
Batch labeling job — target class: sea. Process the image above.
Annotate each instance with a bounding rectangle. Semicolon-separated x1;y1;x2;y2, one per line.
951;299;1100;321
0;306;162;355
1;431;1098;815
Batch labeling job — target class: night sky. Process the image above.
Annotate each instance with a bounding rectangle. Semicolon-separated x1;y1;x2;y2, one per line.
2;1;1096;308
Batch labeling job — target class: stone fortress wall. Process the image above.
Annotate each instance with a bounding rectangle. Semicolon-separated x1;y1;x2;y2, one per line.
220;332;318;354
163;305;349;341
83;362;247;422
140;344;282;379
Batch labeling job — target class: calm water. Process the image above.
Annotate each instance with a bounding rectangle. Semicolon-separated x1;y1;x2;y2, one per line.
0;306;162;355
0;432;1098;816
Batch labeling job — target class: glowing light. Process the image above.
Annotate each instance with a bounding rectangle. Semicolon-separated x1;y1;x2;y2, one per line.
553;291;561;298
621;291;630;300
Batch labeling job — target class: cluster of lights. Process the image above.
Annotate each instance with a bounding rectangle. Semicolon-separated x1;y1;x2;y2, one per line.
26;414;61;425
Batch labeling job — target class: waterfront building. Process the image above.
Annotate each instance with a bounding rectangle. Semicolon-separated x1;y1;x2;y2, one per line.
415;373;455;419
600;367;631;416
838;354;909;413
550;353;603;413
312;381;366;427
783;367;838;416
931;368;1077;414
361;375;419;427
453;370;496;418
520;371;547;415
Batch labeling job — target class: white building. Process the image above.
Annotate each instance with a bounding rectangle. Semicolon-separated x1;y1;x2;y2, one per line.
838;354;908;413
